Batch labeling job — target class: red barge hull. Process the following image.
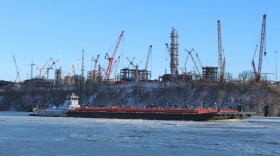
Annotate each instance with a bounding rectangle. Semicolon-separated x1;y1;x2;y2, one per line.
67;108;219;121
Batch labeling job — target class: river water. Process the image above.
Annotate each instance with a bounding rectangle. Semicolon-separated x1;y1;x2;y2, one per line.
0;112;279;156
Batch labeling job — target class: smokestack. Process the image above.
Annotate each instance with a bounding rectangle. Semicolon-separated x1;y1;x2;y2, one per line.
170;28;179;79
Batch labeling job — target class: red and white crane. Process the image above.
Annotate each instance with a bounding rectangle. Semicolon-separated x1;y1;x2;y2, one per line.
37;59;50;78
104;31;124;80
252;14;266;83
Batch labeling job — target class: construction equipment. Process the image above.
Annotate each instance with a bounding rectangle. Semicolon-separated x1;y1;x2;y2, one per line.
44;58;59;80
91;54;100;71
127;57;136;68
81;49;85;78
217;20;225;83
221;50;226;82
104;31;124;80
113;56;121;80
37;59;50;78
183;51;190;73
145;45;152;71
195;51;203;70
24;61;36;79
252;14;266;83
185;49;201;78
50;58;59;69
46;67;53;80
11;52;21;82
72;59;80;76
165;43;171;61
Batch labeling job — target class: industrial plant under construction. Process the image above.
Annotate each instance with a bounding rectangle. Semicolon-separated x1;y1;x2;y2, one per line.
0;14;279;117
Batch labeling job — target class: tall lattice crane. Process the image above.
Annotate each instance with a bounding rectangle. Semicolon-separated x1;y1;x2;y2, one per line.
44;58;59;80
195;50;203;70
127;57;135;68
81;49;85;78
185;49;201;78
12;52;21;82
113;56;121;80
145;45;152;70
217;20;225;83
252;14;266;83
91;54;100;71
104;31;124;80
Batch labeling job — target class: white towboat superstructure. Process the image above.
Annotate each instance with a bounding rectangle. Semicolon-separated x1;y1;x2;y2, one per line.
30;93;81;117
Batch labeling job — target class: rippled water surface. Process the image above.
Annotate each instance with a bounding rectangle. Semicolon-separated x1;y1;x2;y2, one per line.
0;112;279;156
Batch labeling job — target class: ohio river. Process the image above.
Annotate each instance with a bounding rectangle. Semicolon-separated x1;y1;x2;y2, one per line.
0;112;279;156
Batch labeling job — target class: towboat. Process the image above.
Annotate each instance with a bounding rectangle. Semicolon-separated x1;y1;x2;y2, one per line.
29;93;80;117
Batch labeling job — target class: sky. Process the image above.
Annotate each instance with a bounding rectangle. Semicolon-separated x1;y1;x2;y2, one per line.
0;0;279;82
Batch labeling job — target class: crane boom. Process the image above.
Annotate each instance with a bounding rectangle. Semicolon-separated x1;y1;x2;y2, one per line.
217;20;224;82
145;45;152;70
252;14;266;83
113;56;121;80
185;49;200;76
183;52;190;71
256;14;266;82
37;59;50;78
195;51;203;69
92;54;100;71
12;52;21;82
104;31;124;80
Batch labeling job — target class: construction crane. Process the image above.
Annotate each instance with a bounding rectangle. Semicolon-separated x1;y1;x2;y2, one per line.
91;54;100;71
113;56;121;80
37;59;50;78
145;45;152;71
50;58;59;69
165;43;171;60
46;67;53;80
185;49;201;78
11;52;21;82
217;20;225;83
127;57;136;68
104;31;124;80
183;51;190;73
221;50;226;82
252;14;266;83
44;58;59;80
195;51;203;69
72;59;80;76
23;61;36;79
81;49;85;78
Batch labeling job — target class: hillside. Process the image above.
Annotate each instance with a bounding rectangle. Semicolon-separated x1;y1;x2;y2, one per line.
0;81;279;116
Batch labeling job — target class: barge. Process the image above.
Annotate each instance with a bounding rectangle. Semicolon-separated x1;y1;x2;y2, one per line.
30;93;255;121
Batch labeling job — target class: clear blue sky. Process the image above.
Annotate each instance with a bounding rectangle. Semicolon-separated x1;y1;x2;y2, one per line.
0;0;279;81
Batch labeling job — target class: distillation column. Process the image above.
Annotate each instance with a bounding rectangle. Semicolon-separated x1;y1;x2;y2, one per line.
170;28;179;79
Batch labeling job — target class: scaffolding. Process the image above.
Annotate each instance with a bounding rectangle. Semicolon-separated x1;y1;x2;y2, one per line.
202;66;218;80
